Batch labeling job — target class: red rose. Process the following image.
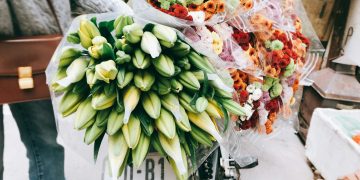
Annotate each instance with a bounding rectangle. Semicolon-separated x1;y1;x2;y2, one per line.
240;120;251;130
265;98;281;112
249;110;259;128
239;90;249;103
172;4;188;18
253;100;260;109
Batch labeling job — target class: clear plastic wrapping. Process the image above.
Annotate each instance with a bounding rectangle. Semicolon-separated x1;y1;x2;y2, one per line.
226;0;295;33
46;10;246;177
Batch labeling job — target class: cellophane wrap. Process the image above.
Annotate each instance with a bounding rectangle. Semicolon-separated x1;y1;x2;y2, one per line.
45;10;245;177
226;0;296;33
132;0;226;29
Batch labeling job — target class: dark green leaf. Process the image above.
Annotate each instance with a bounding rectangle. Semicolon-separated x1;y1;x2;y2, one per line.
107;20;115;32
72;79;89;95
135;107;154;136
151;132;166;157
93;132;105;162
190;92;199;106
90;17;97;27
90;82;104;96
143;23;155;32
101;43;116;60
187;134;198;169
116;89;124;113
201;71;209;96
99;21;115;46
104;83;116;97
208;87;215;99
215;98;230;132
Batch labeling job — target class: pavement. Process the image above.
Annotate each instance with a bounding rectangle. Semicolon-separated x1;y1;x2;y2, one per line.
2;104;313;180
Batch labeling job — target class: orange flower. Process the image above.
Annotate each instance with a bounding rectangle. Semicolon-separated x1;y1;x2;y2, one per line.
264;65;278;77
238;71;249;82
217;2;225;12
353;134;360;144
205;11;214;20
229;68;237;75
188;4;199;11
293;78;299;93
244;1;254;10
232;74;241;82
265;120;273;134
263;20;273;30
198;4;207;12
250;13;263;24
205;1;216;13
269;112;277;123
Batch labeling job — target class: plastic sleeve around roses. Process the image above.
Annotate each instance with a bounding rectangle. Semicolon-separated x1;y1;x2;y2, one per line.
295;0;325;86
226;0;296;33
45;12;226;177
181;25;263;78
132;0;225;29
292;0;325;53
213;22;264;77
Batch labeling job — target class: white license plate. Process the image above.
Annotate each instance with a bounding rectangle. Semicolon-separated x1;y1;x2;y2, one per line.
118;153;176;180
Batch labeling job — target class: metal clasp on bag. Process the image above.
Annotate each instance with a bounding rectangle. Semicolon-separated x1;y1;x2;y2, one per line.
18;66;34;89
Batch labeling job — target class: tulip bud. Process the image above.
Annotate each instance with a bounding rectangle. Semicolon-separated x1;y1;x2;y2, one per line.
52;68;70;93
170;79;183;93
84;123;105;145
116;67;133;89
115;51;131;64
107;111;125;135
122;115;141;148
58;47;82;68
86;69;97;88
95;60;118;83
155;77;171;95
152;24;177;48
132;49;151;69
74;98;97;130
152;55;175;77
92;92;117;110
123;23;144;44
134;71;155;91
88;37;112;59
79;19;101;48
67;32;80;44
176;106;191;132
108;132;129;179
195;97;209;113
59;91;84;117
141;32;162;58
95;108;112;127
57;57;89;88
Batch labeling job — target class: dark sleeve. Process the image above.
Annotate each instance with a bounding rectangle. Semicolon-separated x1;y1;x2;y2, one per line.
4;0;62;36
70;0;129;16
0;0;15;37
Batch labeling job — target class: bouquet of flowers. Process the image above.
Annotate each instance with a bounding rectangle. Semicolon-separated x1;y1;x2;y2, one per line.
47;13;247;179
226;10;310;134
148;0;225;21
227;0;296;33
132;0;227;28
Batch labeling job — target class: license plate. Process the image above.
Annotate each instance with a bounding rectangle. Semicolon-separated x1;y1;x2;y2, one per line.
105;153;177;180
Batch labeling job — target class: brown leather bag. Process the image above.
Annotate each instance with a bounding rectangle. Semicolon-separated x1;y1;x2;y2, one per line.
0;35;62;104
